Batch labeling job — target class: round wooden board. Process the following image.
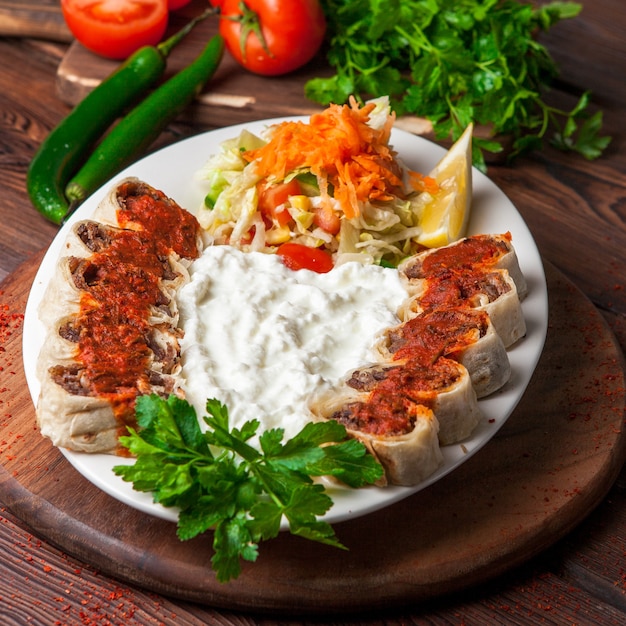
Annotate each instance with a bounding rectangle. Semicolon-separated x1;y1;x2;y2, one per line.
1;255;625;615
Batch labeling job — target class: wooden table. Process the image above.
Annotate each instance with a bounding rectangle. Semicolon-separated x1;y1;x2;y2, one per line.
1;0;625;623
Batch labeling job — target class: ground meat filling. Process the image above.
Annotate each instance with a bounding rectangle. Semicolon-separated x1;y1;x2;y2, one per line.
144;326;183;374
58;319;81;343
76;221;115;253
347;364;400;392
49;364;91;396
68;257;98;291
158;254;179;282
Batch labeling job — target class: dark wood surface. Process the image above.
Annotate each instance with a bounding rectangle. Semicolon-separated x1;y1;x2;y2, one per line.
1;0;625;623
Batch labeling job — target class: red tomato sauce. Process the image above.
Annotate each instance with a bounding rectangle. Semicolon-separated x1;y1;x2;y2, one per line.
74;184;199;425
417;269;511;311
116;181;201;259
405;232;512;280
336;358;461;436
388;308;489;363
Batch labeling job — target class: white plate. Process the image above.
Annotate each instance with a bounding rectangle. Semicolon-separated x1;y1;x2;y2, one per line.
23;118;548;526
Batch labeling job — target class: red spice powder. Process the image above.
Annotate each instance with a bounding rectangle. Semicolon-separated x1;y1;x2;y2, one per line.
0;294;24;421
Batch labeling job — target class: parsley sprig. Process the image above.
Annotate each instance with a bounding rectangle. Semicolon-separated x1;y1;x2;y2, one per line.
307;0;611;170
113;394;383;582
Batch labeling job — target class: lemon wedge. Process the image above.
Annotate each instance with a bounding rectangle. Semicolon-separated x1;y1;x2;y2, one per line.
416;123;473;248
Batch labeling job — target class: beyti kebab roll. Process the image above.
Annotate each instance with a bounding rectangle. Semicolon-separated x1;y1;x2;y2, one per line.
398;233;527;347
312;233;527;487
36;178;202;454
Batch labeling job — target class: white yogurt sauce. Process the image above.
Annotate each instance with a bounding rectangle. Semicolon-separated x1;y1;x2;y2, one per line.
177;245;407;439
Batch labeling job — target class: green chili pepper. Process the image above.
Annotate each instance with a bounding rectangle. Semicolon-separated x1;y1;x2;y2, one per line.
65;35;225;214
27;9;215;225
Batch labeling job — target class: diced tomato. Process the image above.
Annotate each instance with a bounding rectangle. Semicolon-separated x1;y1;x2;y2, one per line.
277;242;333;273
313;206;341;235
258;179;301;226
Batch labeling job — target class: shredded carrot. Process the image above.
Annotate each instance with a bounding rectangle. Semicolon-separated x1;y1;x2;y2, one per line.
242;97;410;220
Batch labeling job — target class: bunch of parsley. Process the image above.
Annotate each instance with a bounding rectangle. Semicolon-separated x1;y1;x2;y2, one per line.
307;0;610;170
113;394;383;582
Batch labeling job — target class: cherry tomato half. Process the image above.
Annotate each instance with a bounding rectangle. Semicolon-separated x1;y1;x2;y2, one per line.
61;0;169;60
258;179;301;226
277;242;333;273
219;0;326;76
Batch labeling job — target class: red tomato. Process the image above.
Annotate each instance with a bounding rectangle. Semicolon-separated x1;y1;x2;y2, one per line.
277;243;333;273
313;206;341;235
219;0;326;76
258;179;301;226
61;0;169;60
168;0;192;8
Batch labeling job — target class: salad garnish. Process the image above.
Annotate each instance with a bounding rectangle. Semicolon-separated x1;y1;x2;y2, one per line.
197;96;441;268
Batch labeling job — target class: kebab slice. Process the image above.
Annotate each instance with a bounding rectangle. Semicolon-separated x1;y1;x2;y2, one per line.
343;357;482;446
311;355;480;485
399;232;528;300
374;307;511;398
312;386;443;487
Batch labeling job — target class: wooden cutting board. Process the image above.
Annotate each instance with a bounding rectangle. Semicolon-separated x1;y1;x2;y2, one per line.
55;0;324;114
0;1;71;41
0;257;625;614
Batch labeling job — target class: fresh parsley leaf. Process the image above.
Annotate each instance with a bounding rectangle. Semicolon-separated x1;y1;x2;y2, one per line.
113;395;384;582
133;393;209;455
211;512;258;582
309;0;610;169
551;108;612;160
533;1;582;29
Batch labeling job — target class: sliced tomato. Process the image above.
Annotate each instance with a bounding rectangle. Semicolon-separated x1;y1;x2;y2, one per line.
61;0;169;60
219;0;326;76
258;179;301;226
277;242;333;273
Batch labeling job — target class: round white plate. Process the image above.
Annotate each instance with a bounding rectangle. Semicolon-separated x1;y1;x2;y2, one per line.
23;118;548;526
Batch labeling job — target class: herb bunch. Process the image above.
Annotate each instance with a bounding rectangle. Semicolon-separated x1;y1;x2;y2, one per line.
306;0;611;170
113;394;383;582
